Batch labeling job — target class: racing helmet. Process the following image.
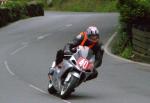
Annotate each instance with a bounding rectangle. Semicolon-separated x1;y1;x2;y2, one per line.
86;26;99;42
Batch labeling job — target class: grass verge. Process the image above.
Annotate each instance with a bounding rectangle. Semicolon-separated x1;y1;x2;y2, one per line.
48;0;118;12
111;28;134;59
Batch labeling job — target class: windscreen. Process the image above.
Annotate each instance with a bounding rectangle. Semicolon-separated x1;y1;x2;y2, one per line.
73;46;95;63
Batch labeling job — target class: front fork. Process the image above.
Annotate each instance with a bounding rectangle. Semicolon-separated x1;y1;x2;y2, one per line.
71;72;81;78
48;73;51;80
71;71;84;87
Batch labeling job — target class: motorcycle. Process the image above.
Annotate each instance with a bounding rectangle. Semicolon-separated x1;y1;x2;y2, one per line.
48;46;95;99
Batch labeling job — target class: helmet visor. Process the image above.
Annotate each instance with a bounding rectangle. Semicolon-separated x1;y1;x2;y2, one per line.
89;34;99;42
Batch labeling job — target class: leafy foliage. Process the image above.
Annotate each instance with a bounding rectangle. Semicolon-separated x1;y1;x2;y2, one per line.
112;28;128;54
120;43;133;59
0;0;44;27
117;0;150;24
50;0;118;12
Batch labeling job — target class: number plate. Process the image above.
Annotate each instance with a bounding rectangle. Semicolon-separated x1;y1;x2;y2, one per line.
77;57;89;69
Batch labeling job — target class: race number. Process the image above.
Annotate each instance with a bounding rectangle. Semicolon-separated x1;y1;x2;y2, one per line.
77;57;89;69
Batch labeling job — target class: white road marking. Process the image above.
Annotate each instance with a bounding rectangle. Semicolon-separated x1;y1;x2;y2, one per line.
4;61;15;76
10;45;27;55
65;24;72;27
62;100;72;103
29;84;71;103
37;34;49;40
4;60;71;103
29;84;48;94
59;24;73;31
21;42;28;45
104;32;150;67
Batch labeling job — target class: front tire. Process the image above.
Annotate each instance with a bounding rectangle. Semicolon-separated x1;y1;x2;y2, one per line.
48;80;56;94
60;75;79;99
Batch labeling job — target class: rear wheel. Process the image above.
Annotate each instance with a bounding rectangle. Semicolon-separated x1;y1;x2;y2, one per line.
48;80;57;94
60;75;79;99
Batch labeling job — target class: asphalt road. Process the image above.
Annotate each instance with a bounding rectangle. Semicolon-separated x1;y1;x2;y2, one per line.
0;12;150;103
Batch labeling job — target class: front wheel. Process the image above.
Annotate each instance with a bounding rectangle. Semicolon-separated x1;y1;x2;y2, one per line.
60;74;79;99
48;80;57;94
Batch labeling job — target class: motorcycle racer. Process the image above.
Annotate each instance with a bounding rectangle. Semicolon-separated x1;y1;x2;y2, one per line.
49;26;104;81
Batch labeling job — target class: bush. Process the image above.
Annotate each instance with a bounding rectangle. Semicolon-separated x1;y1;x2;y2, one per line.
112;27;129;55
50;0;118;12
26;1;44;17
0;1;28;21
120;43;133;59
0;8;10;27
111;28;133;59
117;0;150;24
0;0;44;27
117;0;150;38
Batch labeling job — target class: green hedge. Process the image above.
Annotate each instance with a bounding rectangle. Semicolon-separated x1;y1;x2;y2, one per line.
0;1;44;27
117;0;150;24
116;0;150;46
50;0;118;12
112;28;129;54
117;0;150;34
26;1;44;17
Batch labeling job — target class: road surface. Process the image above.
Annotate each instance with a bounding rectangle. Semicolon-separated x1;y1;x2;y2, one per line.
0;12;150;103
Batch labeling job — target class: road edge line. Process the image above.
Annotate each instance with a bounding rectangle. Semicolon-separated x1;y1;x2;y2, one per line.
29;84;72;103
29;84;48;94
4;61;15;76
